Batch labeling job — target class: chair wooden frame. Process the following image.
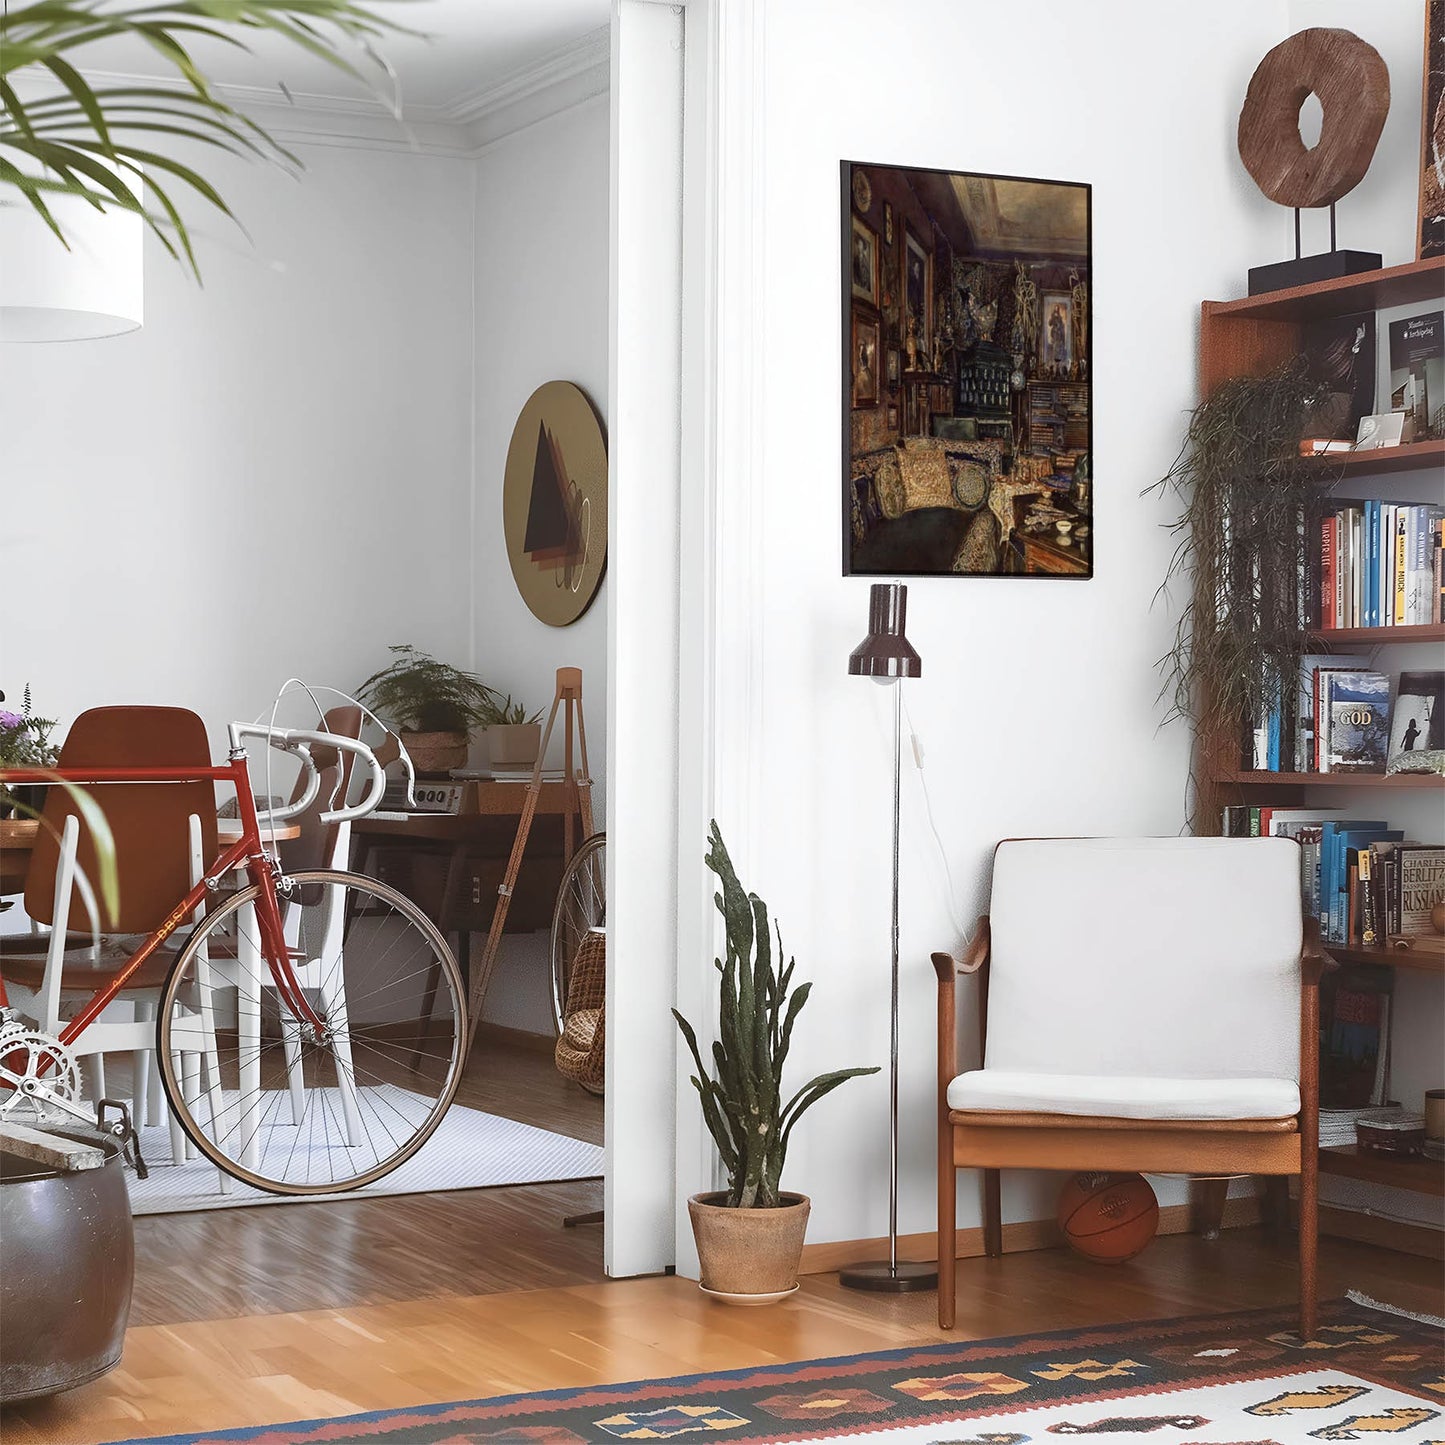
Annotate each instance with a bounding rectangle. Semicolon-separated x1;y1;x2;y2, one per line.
932;914;1324;1339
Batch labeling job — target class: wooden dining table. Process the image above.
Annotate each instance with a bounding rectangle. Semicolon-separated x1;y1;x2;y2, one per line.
0;816;300;898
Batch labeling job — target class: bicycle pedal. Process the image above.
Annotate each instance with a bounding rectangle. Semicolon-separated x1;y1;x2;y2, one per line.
97;1098;148;1180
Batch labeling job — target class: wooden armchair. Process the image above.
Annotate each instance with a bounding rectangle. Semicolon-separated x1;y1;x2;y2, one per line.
933;837;1323;1338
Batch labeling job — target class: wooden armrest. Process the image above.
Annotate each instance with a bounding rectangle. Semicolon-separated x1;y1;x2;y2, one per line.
932;916;990;980
1300;916;1332;987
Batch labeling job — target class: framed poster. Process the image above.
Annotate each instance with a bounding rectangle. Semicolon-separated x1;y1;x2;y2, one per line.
841;161;1092;578
1421;0;1445;258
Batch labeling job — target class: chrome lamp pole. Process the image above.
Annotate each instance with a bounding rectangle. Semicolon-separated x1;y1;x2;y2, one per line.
839;581;937;1293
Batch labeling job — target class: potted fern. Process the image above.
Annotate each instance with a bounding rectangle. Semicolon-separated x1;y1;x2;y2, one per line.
673;822;878;1302
479;693;545;770
357;646;497;777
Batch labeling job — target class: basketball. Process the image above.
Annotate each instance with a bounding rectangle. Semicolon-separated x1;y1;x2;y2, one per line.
1056;1172;1159;1264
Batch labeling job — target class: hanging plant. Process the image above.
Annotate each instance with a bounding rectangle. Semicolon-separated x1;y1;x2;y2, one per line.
1146;359;1337;811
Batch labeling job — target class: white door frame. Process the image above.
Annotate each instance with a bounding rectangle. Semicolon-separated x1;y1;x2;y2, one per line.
606;0;767;1278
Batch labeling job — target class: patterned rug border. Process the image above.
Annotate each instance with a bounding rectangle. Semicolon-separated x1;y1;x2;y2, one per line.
103;1294;1442;1445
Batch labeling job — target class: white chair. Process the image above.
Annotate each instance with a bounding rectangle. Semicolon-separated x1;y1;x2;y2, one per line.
932;836;1321;1338
0;705;227;1181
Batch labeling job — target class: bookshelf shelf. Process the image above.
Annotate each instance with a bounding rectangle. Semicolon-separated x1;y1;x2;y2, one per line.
1212;770;1445;789
1307;623;1445;645
1323;943;1445;975
1205;256;1445;324
1319;1144;1445;1197
1306;438;1445;479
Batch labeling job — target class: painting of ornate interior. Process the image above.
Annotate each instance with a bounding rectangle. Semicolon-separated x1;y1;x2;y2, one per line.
843;162;1092;578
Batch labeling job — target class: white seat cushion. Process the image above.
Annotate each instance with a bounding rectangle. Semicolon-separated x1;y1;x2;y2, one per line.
947;1069;1300;1121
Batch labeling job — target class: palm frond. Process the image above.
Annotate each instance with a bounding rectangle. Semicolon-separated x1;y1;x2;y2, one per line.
0;0;417;279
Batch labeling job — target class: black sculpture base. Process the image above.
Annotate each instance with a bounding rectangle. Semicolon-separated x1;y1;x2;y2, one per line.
1247;249;1381;296
838;1259;939;1293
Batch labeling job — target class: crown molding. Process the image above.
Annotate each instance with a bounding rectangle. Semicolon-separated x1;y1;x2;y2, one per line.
443;25;610;129
15;27;612;157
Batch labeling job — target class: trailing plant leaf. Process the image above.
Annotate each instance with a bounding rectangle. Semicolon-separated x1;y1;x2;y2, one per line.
673;821;878;1209
1145;359;1342;826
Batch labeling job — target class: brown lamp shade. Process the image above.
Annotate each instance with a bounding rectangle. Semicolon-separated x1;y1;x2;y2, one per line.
848;582;921;680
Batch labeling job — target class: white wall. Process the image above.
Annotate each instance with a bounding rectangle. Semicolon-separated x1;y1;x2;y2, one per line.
697;0;1303;1250
469;94;612;1033
0;143;475;741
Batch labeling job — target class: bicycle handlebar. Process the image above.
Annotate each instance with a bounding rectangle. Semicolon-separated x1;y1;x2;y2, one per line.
226;723;396;826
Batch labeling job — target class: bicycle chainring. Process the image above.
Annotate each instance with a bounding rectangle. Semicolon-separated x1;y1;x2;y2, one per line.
0;1027;84;1122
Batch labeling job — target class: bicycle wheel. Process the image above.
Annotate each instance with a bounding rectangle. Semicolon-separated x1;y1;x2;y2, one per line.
157;869;466;1194
550;833;606;1034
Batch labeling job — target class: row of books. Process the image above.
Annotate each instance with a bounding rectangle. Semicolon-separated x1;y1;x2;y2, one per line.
1220;806;1445;947
1248;665;1442;776
1315;502;1444;630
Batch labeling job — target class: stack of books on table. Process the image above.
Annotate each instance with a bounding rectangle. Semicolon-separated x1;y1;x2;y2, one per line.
1319;1105;1401;1148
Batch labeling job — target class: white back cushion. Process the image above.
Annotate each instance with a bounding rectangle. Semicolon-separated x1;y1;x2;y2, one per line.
985;838;1302;1082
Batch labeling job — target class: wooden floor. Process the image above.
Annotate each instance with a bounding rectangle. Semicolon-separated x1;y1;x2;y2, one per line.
5;1230;1442;1445
5;1039;1444;1443
131;1026;606;1325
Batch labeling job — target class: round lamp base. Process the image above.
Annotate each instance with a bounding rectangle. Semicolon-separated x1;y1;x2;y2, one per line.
837;1259;938;1293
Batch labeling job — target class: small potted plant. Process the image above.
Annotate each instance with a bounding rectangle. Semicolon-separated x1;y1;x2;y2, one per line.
479;693;544;770
673;822;878;1303
0;686;59;820
357;646;496;777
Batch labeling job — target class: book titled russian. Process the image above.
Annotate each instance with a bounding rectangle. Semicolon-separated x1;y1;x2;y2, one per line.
1322;671;1391;773
1396;845;1445;936
1389;311;1444;440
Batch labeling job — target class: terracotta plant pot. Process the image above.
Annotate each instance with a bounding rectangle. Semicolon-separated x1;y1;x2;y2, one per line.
687;1191;810;1303
486;723;542;769
401;730;469;778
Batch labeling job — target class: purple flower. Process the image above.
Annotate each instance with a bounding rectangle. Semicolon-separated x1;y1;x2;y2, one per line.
0;711;25;730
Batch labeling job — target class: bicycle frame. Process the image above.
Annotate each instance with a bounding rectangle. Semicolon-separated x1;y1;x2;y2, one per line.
0;751;326;1045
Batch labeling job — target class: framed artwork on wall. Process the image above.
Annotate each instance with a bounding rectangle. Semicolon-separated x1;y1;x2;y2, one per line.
851;214;879;305
841;160;1092;579
903;226;932;364
851;312;881;408
1420;0;1444;258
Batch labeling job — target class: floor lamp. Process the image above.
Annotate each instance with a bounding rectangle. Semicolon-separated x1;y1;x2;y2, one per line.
840;582;937;1293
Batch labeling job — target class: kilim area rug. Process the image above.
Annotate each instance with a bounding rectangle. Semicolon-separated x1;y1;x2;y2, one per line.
107;1294;1443;1445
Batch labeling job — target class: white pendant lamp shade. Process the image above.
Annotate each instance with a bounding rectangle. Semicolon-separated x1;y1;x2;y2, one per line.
0;174;143;342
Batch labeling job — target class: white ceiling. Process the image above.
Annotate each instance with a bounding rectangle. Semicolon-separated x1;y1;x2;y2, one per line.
76;0;611;118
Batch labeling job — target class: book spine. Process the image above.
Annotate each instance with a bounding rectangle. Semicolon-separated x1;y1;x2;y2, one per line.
1349;506;1362;629
1318;673;1331;773
1248;807;1261;838
1319;515;1334;629
1435;516;1444;625
1365;500;1378;629
1337;510;1349;629
1360;848;1377;947
1347;857;1360;947
1379;504;1394;627
1394;511;1408;625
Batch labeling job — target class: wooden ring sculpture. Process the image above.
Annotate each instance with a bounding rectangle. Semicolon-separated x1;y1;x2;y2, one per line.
1237;28;1390;209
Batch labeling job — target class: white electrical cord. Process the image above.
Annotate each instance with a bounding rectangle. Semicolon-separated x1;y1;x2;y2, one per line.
897;689;970;941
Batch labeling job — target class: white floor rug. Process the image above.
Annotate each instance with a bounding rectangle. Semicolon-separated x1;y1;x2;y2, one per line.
125;1102;604;1215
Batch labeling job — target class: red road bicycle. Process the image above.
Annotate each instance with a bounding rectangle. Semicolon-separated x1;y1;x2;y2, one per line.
0;719;467;1194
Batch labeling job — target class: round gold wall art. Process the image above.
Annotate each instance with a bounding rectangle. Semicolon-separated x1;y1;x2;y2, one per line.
502;381;608;627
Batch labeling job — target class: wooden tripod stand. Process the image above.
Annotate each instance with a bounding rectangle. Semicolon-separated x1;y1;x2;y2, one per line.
465;667;594;1052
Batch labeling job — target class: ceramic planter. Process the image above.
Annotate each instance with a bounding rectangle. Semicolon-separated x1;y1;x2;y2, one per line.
401;729;469;778
687;1191;810;1304
0;1127;133;1402
486;723;542;769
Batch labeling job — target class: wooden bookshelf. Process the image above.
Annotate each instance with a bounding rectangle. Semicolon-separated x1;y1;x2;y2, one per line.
1306;438;1445;479
1212;770;1445;789
1319;1145;1445;1197
1206;256;1445;324
1323;942;1445;975
1306;623;1445;646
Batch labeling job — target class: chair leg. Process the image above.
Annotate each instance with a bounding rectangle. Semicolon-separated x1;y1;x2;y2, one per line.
938;1140;956;1329
1261;1175;1291;1241
982;1168;1002;1258
1191;1176;1230;1239
1298;1158;1318;1341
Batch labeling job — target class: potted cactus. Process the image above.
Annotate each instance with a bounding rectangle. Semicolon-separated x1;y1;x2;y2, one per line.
673;823;878;1303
